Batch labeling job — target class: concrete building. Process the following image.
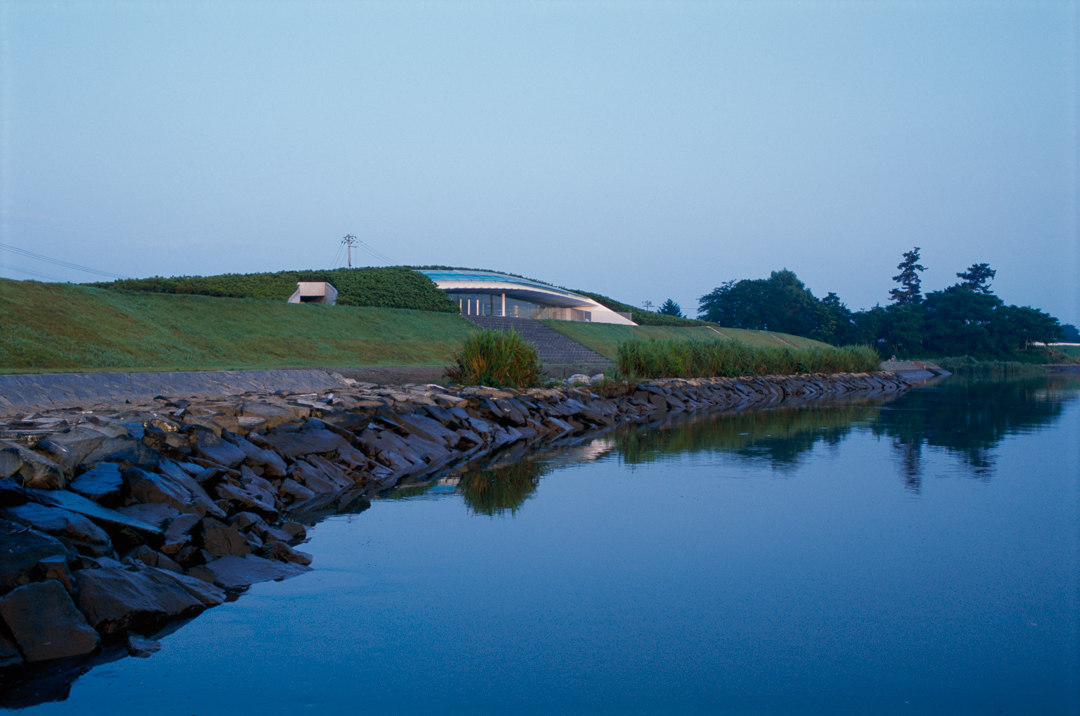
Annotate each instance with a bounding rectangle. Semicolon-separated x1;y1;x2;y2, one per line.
287;282;338;305
417;269;635;325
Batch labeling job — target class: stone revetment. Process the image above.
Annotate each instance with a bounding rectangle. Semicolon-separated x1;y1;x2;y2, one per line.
0;371;911;684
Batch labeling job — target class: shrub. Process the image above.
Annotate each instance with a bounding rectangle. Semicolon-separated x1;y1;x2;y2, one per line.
616;338;879;379
92;267;459;312
444;329;545;388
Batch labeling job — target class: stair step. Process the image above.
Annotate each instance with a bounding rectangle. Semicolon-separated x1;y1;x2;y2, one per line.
463;316;610;365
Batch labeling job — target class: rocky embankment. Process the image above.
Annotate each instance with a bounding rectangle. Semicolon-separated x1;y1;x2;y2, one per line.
0;371;910;689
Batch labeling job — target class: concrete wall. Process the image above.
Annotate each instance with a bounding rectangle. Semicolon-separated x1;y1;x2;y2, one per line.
287;282;338;305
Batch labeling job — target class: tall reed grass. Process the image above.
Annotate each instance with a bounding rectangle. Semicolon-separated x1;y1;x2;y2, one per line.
444;329;545;388
615;338;879;379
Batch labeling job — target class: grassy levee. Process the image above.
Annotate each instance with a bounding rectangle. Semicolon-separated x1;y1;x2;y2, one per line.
538;321;831;362
0;279;475;373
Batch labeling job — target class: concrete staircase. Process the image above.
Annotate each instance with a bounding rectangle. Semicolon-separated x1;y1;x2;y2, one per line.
464;316;610;366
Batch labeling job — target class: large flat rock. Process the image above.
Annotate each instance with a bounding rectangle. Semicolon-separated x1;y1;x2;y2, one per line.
122;467;224;520
0;518;71;593
199;554;310;591
0;581;100;662
66;463;124;505
0;504;112;556
74;565;209;634
257;428;349;458
0;441;65;490
26;489;162;544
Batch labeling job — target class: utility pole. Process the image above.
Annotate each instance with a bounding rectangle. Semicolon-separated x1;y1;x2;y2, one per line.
643;300;654;311
342;234;357;268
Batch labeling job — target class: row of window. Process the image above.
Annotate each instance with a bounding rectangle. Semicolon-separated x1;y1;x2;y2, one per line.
450;292;590;322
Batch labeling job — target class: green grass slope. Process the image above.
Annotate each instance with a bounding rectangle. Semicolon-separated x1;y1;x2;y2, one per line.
539;321;832;362
0;279;474;373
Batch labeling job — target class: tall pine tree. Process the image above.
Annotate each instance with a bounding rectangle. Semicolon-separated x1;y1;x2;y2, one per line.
889;247;926;305
956;263;996;294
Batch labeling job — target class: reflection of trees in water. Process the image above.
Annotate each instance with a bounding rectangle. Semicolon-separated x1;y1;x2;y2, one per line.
458;459;548;516
613;402;883;471
891;436;925;494
451;376;1078;509
606;376;1078;492
871;376;1078;490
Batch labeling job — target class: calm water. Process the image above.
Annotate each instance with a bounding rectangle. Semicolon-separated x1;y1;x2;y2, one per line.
8;376;1080;715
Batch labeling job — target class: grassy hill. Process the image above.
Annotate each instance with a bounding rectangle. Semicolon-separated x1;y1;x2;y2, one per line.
0;279;473;373
2;278;836;374
539;321;832;362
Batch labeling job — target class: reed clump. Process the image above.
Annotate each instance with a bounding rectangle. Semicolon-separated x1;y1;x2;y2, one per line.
444;329;545;388
615;338;879;379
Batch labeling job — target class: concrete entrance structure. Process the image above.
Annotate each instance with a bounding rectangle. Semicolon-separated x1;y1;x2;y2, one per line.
417;269;635;325
288;282;338;305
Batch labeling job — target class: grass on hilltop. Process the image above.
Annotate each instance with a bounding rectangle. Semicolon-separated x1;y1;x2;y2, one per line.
539;321;830;362
92;266;459;312
0;279;474;373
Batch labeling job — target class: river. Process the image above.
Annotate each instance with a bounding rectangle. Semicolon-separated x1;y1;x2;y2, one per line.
6;375;1079;714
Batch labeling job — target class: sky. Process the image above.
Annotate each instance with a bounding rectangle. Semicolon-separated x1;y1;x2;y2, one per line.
1;1;1077;324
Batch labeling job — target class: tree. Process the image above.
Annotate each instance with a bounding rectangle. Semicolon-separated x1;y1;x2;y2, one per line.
657;299;683;317
922;286;1001;357
992;305;1063;351
850;304;888;348
889;247;926;305
1061;324;1080;343
880;302;927;357
815;292;854;345
956;263;996;294
698;269;823;337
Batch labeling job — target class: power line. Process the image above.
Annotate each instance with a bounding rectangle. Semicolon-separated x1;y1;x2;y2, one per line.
0;242;129;280
2;265;67;282
357;239;394;265
330;242;345;269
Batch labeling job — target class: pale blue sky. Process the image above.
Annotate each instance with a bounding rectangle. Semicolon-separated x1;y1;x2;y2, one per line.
2;1;1077;324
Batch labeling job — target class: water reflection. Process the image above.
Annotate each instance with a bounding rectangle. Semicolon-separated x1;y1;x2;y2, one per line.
870;376;1079;492
609;401;883;471
458;459;545;516
396;375;1080;510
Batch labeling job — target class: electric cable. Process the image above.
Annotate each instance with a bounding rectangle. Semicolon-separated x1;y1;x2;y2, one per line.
357;239;395;265
2;265;67;282
0;242;129;279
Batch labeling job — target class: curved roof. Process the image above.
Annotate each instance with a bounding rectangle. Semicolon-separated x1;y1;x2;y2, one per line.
418;269;581;298
417;269;592;308
416;268;636;325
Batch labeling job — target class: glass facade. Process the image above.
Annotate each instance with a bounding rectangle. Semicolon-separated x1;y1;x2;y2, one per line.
450;293;590;322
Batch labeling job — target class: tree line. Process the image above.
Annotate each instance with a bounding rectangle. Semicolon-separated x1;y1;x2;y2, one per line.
686;248;1074;359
